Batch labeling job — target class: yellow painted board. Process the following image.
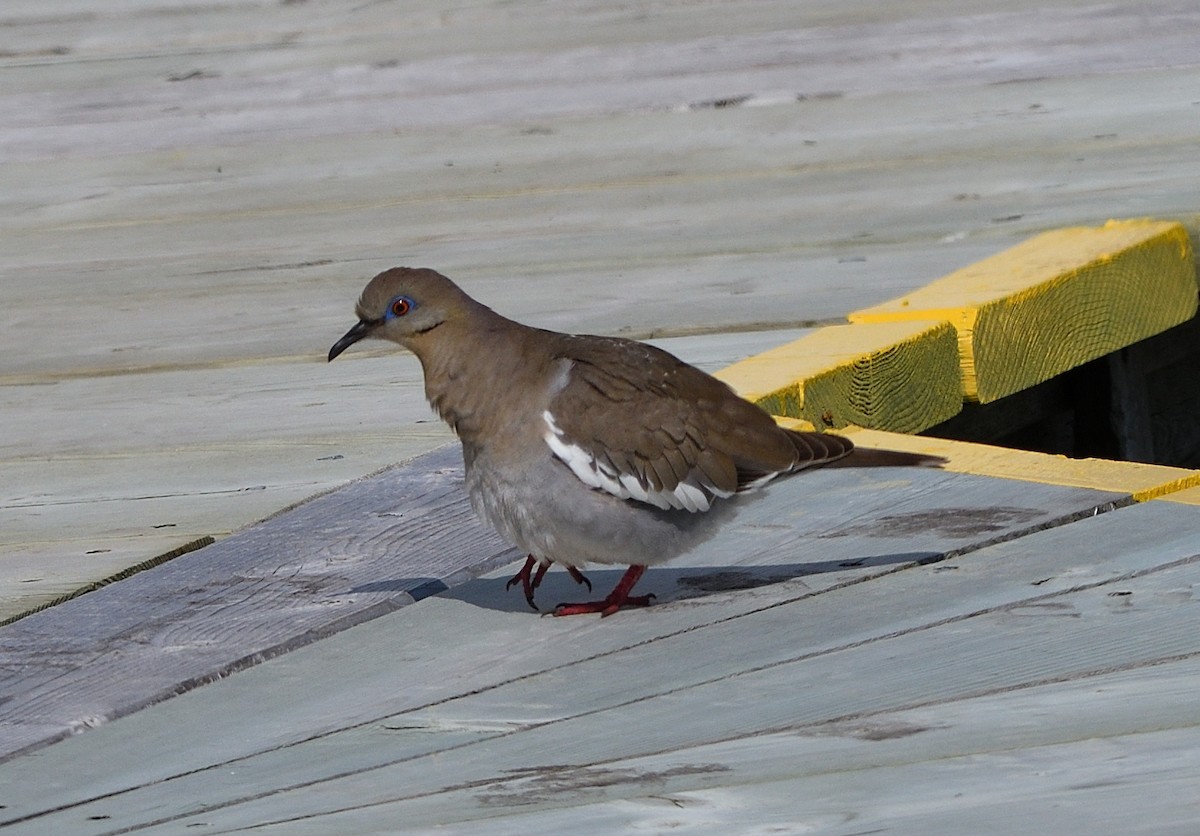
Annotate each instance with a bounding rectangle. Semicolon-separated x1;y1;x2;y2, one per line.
713;319;962;433
774;419;1200;501
849;220;1198;403
1156;484;1200;506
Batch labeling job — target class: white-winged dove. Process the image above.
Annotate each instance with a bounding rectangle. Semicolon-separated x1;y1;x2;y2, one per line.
330;268;942;616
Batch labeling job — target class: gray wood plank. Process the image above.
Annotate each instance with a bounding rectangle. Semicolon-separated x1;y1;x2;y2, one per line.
6;3;1198;160
386;661;1200;836
1;497;1192;832
7;5;1200;379
0;445;512;759
0;442;1121;763
8;66;1200;375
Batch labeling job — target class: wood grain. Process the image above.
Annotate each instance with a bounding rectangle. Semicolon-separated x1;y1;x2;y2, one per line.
716;320;962;432
851;221;1198;402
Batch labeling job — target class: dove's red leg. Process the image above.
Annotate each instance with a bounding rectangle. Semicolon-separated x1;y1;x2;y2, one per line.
506;557;592;611
552;564;654;617
506;555;547;611
565;565;592;592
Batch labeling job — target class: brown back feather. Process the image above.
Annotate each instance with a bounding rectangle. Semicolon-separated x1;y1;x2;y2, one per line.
546;334;852;497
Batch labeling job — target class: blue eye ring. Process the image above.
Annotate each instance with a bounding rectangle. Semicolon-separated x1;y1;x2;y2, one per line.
387;295;416;319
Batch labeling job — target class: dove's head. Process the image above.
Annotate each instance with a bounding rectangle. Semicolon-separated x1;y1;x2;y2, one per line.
328;267;482;361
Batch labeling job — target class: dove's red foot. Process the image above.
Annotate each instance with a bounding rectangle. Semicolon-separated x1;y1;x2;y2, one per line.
505;555;547;611
552;564;653;617
506;556;592;611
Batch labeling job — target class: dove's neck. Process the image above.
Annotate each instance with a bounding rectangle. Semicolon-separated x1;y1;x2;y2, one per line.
410;308;558;444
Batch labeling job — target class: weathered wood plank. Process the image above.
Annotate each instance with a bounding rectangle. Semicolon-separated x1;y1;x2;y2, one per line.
6;3;1200;159
7;13;1200;380
278;671;1200;834
0;441;1122;763
153;509;1200;832
2;496;1192;831
393;662;1200;835
0;445;516;759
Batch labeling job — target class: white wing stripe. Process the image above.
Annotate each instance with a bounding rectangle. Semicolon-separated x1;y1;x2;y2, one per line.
543;410;725;513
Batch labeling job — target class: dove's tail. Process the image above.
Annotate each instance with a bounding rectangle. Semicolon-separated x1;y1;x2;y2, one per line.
826;445;948;469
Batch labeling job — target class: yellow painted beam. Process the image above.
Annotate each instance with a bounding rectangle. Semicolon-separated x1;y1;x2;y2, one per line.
775;420;1200;501
714;320;962;433
1156;485;1200;506
849;219;1198;403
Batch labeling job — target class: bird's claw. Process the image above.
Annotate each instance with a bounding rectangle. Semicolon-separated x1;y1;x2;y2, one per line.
507;557;594;611
550;565;653;617
565;565;592;592
505;555;544;611
553;593;655;618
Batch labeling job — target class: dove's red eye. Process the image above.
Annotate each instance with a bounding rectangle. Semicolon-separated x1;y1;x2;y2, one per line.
390;296;413;318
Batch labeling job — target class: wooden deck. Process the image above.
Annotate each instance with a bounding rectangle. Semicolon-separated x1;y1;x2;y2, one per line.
2;1;1199;832
0;442;1197;832
5;0;1200;617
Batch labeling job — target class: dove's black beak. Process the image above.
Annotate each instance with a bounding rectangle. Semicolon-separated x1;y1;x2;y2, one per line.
328;319;375;362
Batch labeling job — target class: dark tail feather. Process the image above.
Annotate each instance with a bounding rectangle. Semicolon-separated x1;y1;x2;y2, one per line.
781;428;945;474
784;429;855;465
826;446;948;469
